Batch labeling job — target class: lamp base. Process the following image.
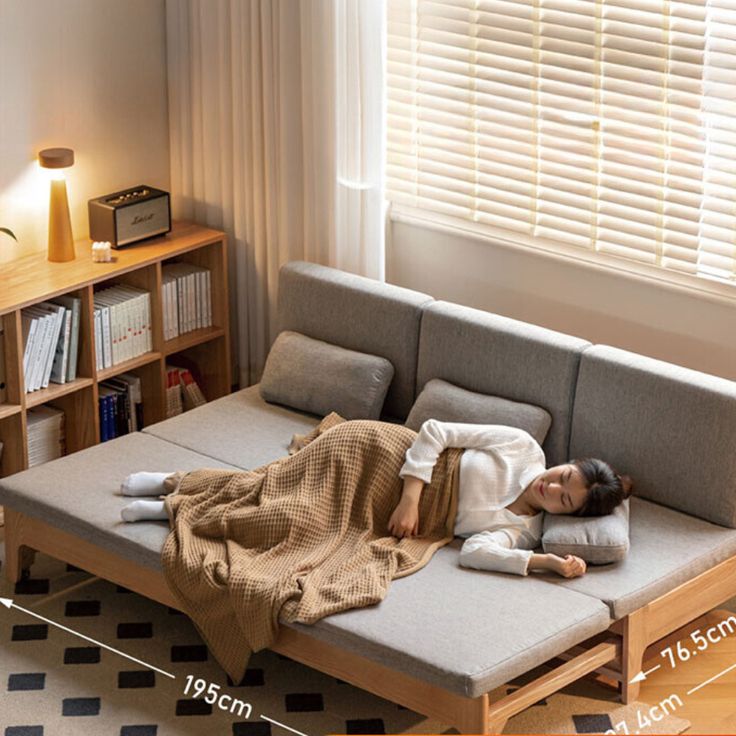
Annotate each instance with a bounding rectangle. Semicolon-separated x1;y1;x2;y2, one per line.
48;178;75;262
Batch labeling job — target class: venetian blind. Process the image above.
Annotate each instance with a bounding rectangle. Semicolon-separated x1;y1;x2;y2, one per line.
387;0;736;284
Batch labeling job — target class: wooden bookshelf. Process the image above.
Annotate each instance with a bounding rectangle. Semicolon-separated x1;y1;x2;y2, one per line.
0;221;231;478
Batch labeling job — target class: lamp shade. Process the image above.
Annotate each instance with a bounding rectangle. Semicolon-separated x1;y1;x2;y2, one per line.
39;147;75;169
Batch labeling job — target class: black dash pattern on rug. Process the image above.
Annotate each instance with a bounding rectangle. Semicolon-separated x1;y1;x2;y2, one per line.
119;726;158;735
64;646;101;664
233;722;271;735
175;699;213;716
7;673;46;691
572;713;615;733
11;625;48;641
171;644;208;662
118;670;156;689
64;600;101;617
4;727;45;736
284;693;324;712
117;622;153;639
61;697;101;716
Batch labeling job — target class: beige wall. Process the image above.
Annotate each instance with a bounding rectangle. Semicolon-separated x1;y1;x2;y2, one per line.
0;0;169;262
387;220;736;382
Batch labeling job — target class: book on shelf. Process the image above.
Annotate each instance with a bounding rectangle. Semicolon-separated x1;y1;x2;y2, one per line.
165;364;207;416
21;300;80;393
165;366;183;418
26;405;65;467
51;295;82;382
161;263;212;340
98;372;144;441
93;285;152;369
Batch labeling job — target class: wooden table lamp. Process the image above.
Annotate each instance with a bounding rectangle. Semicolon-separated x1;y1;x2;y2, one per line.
39;147;75;262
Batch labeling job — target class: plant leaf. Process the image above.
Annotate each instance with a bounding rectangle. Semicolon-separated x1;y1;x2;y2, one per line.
0;227;17;242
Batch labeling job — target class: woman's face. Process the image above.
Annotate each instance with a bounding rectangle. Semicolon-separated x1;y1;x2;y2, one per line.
531;463;589;515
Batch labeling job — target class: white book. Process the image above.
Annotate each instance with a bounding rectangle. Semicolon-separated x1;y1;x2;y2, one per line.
162;279;170;340
116;286;150;357
52;295;81;381
49;306;71;384
24;308;53;391
36;302;65;388
21;314;38;389
205;270;212;327
197;271;205;329
193;271;202;330
93;308;103;371
100;304;112;368
95;291;123;364
188;272;196;332
143;292;152;351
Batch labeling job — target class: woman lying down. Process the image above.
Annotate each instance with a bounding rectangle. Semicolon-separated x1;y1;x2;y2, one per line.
120;417;632;579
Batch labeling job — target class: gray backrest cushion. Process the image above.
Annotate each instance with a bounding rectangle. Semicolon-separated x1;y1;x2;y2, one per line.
542;500;630;564
570;345;736;528
260;331;394;420
405;378;552;446
277;261;433;420
416;302;591;466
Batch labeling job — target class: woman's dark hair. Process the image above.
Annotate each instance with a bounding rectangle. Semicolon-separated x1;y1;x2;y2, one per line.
571;458;633;517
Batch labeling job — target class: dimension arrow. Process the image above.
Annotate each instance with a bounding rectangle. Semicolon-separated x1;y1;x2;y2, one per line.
687;661;736;696
629;663;662;684
260;714;310;736
0;597;176;679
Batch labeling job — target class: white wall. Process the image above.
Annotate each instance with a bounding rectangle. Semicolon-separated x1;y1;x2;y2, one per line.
0;0;169;262
387;220;736;382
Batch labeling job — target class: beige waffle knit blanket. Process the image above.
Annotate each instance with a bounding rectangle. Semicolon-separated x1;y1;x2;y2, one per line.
162;412;462;683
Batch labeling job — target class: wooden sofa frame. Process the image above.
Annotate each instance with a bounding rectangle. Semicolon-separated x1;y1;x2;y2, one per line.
5;506;736;734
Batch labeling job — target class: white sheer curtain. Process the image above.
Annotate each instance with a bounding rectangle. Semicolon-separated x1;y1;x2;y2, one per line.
166;0;386;387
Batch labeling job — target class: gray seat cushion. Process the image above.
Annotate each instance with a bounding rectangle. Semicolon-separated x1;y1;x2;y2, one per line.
553;497;736;618
144;385;321;469
284;540;611;697
0;433;238;571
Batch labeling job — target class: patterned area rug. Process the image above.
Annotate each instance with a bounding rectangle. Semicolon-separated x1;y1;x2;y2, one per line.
0;546;690;736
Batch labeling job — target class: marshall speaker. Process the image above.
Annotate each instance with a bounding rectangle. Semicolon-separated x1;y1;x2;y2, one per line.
88;185;171;248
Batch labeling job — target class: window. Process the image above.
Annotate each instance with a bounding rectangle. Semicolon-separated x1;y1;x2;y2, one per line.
387;0;736;289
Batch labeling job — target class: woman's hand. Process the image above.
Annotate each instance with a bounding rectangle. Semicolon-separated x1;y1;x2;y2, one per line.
548;553;587;578
388;496;420;538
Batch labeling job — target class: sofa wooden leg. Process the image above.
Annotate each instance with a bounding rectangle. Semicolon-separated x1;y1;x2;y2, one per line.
3;509;35;584
621;610;647;703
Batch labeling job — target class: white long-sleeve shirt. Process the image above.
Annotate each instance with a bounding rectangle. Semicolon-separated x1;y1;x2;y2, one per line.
399;419;546;575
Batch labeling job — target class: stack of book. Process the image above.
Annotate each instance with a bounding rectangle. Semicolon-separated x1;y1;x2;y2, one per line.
21;296;82;393
165;364;207;417
162;263;212;340
27;405;65;467
98;373;143;442
94;286;152;371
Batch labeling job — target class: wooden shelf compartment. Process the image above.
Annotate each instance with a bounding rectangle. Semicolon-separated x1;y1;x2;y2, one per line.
25;378;95;409
0;412;26;478
97;352;162;382
163;326;225;356
167;334;231;403
0;404;22;421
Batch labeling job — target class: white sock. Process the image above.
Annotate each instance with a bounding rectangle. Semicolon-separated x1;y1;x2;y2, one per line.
120;472;174;497
121;499;168;522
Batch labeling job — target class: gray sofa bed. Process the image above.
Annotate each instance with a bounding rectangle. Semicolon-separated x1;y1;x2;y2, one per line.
2;260;736;734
